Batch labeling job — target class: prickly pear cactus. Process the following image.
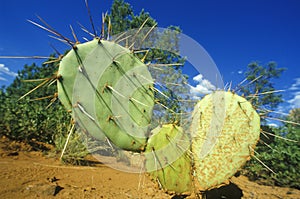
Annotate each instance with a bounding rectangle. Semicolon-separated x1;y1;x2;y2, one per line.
145;124;192;194
191;91;260;190
57;38;154;152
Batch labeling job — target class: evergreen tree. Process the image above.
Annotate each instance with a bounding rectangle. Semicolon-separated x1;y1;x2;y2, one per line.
240;61;285;118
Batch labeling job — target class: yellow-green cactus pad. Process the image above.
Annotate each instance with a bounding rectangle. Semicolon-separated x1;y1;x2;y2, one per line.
145;124;192;194
191;91;260;190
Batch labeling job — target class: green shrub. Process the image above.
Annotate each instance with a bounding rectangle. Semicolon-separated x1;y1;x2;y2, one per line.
0;60;70;144
243;124;300;189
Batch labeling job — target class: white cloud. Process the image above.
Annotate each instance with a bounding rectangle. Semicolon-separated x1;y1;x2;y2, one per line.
0;64;17;81
287;92;300;109
286;78;300;109
267;123;279;128
0;76;7;81
0;64;17;76
289;78;300;90
230;69;243;75
190;74;216;99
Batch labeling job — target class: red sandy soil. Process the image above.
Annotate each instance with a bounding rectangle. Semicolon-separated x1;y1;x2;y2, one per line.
0;136;299;199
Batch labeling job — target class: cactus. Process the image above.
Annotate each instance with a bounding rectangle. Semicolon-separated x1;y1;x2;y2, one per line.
145;124;192;194
190;90;260;190
2;1;289;195
19;28;262;194
17;13;262;195
57;38;154;152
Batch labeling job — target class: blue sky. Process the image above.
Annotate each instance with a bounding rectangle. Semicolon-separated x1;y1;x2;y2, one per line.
0;0;299;114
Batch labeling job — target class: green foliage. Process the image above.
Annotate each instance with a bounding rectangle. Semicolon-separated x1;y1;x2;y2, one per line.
240;61;285;118
0;59;91;163
0;59;70;144
243;109;300;189
107;0;157;36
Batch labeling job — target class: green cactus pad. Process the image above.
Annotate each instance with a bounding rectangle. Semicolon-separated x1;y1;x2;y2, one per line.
145;124;192;194
58;39;106;141
57;38;154;151
58;40;99;111
191;91;260;190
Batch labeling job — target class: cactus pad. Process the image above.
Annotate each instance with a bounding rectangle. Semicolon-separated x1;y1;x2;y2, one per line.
191;91;260;190
145;124;192;194
57;38;154;151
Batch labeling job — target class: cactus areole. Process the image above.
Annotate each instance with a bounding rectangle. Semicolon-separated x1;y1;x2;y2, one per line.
57;38;154;152
191;91;260;190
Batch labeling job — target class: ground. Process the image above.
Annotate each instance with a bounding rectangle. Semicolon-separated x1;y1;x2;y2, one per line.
0;136;299;199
